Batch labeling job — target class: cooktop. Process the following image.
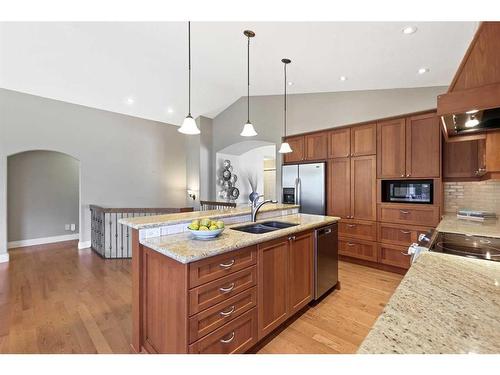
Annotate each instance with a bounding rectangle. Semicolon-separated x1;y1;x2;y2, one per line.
430;232;500;262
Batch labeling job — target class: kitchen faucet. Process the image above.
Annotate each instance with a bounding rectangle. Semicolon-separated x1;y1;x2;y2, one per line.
251;195;278;222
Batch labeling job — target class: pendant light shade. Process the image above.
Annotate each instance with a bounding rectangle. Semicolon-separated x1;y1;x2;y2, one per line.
178;21;201;135
240;30;257;137
278;142;293;153
278;58;293;154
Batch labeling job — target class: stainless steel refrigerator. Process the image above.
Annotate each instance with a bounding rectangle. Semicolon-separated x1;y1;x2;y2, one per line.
282;163;326;215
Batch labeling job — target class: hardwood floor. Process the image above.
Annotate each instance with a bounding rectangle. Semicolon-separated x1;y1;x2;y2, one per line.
0;241;403;354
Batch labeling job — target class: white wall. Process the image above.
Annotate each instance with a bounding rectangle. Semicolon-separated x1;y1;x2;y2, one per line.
0;88;190;259
216;144;276;204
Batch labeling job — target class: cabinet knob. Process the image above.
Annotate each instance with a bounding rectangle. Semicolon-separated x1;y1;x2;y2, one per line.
288;235;296;241
401;174;405;177
407;174;411;177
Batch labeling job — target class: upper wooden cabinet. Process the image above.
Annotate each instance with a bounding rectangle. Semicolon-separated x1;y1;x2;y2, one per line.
327;158;351;218
443;139;486;179
327;155;376;221
351;124;377;156
486;132;500;173
377;113;440;178
305;132;328;161
351;155;377;221
328;128;351;158
283;136;305;163
328;124;376;159
405;114;441;178
377;118;406;178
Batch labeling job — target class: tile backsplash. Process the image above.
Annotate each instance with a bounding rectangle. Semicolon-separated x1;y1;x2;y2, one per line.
444;180;500;214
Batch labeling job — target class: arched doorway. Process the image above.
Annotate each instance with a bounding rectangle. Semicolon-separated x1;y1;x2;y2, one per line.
216;140;277;204
6;150;81;249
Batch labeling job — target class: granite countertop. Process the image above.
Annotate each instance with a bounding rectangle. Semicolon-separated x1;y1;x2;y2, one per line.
119;203;300;230
141;213;339;264
357;251;500;354
437;214;500;238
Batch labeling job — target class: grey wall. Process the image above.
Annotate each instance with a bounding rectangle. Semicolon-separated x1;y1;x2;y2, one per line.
212;86;447;201
0;88;189;257
8;150;79;242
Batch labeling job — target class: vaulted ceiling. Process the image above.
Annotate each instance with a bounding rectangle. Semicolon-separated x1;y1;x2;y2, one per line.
0;22;477;126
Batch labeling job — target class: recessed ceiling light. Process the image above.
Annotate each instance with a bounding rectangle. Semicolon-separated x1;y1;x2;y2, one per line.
288;81;293;86
167;108;174;114
418;68;429;75
125;97;134;105
339;76;347;81
466;109;479;114
402;26;417;35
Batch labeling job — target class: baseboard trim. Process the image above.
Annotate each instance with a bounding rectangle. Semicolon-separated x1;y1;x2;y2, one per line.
0;253;9;263
78;241;91;250
8;233;79;249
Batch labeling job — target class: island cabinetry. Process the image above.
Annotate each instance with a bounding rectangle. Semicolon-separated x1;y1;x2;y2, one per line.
257;230;314;340
132;228;317;354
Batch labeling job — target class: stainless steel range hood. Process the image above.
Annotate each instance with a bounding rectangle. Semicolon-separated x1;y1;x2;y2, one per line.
441;107;500;135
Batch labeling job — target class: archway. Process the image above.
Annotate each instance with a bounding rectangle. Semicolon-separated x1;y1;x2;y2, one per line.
216;140;277;204
6;150;81;250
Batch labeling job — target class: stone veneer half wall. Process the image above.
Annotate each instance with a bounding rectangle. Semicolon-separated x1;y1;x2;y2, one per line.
443;180;500;214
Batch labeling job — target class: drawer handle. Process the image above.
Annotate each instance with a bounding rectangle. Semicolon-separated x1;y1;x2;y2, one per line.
400;230;411;234
347;243;355;247
219;260;235;269
401;251;411;256
400;210;409;214
219;305;235;317
288;235;296;241
219;283;235;294
347;224;356;228
220;331;235;344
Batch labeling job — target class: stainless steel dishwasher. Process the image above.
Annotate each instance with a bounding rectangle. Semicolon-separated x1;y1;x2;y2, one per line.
314;223;338;300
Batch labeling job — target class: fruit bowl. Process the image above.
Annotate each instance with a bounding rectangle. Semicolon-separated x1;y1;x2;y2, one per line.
187;227;224;240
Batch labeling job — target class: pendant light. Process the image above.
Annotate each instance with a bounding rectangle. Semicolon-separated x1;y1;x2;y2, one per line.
178;21;201;135
278;58;293;153
240;30;258;137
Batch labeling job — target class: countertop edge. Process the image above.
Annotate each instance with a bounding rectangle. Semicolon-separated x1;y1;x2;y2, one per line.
140;215;339;264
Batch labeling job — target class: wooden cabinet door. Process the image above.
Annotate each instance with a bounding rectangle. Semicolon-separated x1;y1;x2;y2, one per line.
405;114;440;178
443;140;479;178
377;118;406;178
351;155;376;221
257;238;289;340
328;128;351;158
486;132;500;172
305;132;328;161
351;123;376;156
327;158;351;218
283;136;305;163
288;232;314;315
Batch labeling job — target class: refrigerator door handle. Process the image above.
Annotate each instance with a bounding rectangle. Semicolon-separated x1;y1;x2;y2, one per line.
296;177;302;206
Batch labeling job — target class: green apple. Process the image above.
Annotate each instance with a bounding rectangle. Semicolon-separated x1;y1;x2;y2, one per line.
209;225;218;231
191;219;200;226
216;220;225;229
188;223;199;230
200;218;211;227
199;225;209;231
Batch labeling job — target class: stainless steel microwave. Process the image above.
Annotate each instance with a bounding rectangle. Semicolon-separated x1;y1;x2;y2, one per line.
381;180;433;204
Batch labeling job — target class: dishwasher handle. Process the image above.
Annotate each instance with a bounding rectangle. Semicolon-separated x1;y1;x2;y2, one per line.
317;225;335;237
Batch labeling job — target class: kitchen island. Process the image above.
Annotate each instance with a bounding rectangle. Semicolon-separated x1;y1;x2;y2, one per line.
120;204;339;354
357;251;500;353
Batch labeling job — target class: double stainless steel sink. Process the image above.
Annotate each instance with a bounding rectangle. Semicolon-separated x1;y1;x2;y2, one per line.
231;221;298;234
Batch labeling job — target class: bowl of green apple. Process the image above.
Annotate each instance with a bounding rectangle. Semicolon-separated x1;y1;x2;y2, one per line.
187;218;225;240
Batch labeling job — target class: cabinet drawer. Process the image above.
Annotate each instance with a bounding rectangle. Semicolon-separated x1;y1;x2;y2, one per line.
189;246;257;288
378;204;439;226
378;223;432;247
338;238;377;262
189;287;257;344
378;243;411;269
189;308;258;354
338;220;376;241
189;266;257;316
